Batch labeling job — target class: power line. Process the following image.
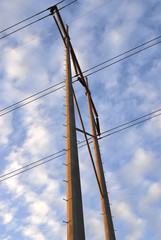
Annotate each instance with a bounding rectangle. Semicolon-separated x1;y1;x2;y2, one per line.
0;0;111;38
101;107;161;135
0;150;66;183
0;80;78;118
0;36;159;117
1;33;160;81
99;112;161;140
0;0;160;117
0;0;77;41
84;39;161;77
0;14;51;40
1;32;161;72
0;0;65;34
1;109;161;183
0;80;65;113
0;83;66;118
4;10;157;74
78;111;161;148
1;35;161;118
0;149;65;179
83;35;161;75
0;0;112;57
0;0;160;81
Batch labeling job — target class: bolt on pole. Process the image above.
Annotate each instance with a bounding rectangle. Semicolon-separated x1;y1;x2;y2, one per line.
65;25;85;240
85;77;116;240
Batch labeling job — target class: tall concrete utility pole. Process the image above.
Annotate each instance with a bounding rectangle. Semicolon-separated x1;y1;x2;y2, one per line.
65;25;85;240
51;5;115;239
85;77;116;240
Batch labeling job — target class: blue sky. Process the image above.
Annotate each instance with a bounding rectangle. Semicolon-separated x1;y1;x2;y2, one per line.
0;0;161;239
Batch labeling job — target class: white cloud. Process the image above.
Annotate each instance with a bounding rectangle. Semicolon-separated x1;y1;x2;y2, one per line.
147;182;161;203
3;213;13;224
0;116;12;145
85;210;104;240
141;182;161;206
127;77;158;103
30;200;49;216
22;226;46;240
23;124;52;156
113;201;145;240
27;200;49;225
3;177;25;197
145;117;161;136
121;148;154;185
3;237;11;240
0;201;16;225
4;48;27;80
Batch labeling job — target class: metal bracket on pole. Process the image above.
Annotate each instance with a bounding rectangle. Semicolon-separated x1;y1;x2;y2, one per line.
63;220;72;224
63;198;72;202
89;96;101;136
76;127;96;138
63;179;72;183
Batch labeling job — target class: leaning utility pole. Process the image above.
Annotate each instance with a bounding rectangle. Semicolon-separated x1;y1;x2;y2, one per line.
65;25;85;240
85;77;116;240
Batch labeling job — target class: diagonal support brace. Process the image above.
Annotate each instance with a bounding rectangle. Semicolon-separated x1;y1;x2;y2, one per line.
73;88;103;197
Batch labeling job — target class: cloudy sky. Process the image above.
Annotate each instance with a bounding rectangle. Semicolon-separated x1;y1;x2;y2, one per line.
0;0;161;239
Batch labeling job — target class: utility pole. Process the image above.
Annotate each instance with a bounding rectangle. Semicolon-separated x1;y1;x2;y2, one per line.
85;77;116;240
51;4;115;239
65;25;85;240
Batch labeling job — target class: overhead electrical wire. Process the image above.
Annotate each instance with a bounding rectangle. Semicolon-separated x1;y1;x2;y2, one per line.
84;39;161;77
99;112;161;140
83;35;161;75
0;0;114;58
1;34;161;118
0;0;160;60
0;33;160;85
0;81;65;112
0;81;65;117
0;84;66;118
0;0;160;80
0;149;65;180
0;0;77;40
0;2;160;184
0;151;66;183
77;111;161;149
100;108;161;135
0;0;112;40
0;3;161;118
0;0;111;57
0;0;65;34
0;15;51;40
0;0;160;119
1;109;161;182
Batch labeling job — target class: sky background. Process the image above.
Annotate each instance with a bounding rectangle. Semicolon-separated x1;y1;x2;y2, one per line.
0;0;161;239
